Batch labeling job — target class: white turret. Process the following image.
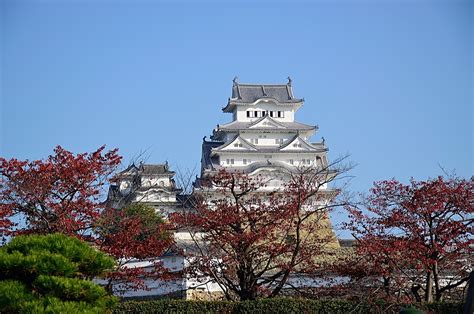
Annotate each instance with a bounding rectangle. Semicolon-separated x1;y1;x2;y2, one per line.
200;78;329;177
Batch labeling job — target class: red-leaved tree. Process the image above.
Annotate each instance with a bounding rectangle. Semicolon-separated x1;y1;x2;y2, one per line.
97;203;176;293
0;146;176;292
172;162;349;301
0;145;121;238
346;176;474;302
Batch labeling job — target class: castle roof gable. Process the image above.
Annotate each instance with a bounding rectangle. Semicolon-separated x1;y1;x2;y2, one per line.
212;135;258;152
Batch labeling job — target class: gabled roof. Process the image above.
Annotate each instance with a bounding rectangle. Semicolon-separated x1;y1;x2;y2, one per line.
280;135;320;151
214;120;317;132
248;116;287;129
117;163;174;177
212;134;258;152
232;83;298;103
223;79;304;112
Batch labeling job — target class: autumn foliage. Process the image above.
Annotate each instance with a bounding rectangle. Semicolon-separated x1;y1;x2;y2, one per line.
0;145;121;238
172;167;345;301
345;176;474;302
0;146;175;292
97;204;175;293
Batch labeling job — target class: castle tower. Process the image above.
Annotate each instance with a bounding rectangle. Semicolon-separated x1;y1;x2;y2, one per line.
198;77;339;247
200;77;328;180
107;163;182;217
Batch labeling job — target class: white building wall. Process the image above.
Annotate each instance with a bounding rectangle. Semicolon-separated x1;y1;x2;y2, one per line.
218;153;323;168
141;176;171;188
240;132;295;146
234;103;296;122
135;190;176;203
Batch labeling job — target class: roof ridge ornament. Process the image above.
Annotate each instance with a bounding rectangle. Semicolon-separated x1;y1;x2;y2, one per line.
286;76;293;99
233;76;242;99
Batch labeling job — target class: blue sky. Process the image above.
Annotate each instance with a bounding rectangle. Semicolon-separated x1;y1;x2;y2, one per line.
1;0;472;237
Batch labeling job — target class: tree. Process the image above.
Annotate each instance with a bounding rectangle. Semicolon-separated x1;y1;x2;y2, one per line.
0;145;121;238
172;160;350;301
347;176;474;302
0;147;176;293
96;203;175;293
0;233;117;313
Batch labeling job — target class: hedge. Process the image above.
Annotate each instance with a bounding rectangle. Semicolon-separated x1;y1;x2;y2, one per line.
114;298;463;314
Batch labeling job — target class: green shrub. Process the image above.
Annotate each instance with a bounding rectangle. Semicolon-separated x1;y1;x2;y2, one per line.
0;280;33;312
399;306;424;314
33;275;109;302
0;233;117;313
113;298;463;314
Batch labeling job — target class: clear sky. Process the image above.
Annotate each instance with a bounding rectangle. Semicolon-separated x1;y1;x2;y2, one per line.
1;0;472;237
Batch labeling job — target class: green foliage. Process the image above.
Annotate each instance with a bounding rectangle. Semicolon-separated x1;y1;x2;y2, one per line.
33;275;109;303
3;232;115;278
124;203;165;227
399;306;424;314
19;296;110;314
0;281;33;312
113;298;464;314
0;233;117;313
98;203;169;242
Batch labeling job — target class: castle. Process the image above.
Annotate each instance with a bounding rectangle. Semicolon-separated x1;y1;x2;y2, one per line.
107;78;341;299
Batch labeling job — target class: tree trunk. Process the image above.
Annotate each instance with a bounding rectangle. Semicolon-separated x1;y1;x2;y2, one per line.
425;271;433;302
411;284;422;303
463;271;474;314
383;276;391;297
237;262;257;301
433;261;442;301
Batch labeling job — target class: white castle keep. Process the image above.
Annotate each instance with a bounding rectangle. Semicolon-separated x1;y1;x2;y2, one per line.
107;78;341;299
200;77;328;179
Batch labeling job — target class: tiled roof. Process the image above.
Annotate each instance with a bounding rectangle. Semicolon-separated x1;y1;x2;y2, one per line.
117;163;174;176
232;84;299;103
140;164;172;175
216;120;317;131
201;140;224;171
200;160;337;176
212;146;326;154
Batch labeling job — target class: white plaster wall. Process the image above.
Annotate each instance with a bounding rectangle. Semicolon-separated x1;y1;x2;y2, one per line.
141;176;171;188
223;131;313;143
135;190;176;202
240;132;295;146
115;279;184;298
100;256;187;298
218;152;326;168
234;103;296;122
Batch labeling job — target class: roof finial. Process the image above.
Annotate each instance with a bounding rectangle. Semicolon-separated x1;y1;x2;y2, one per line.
287;76;292;86
233;76;239;86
